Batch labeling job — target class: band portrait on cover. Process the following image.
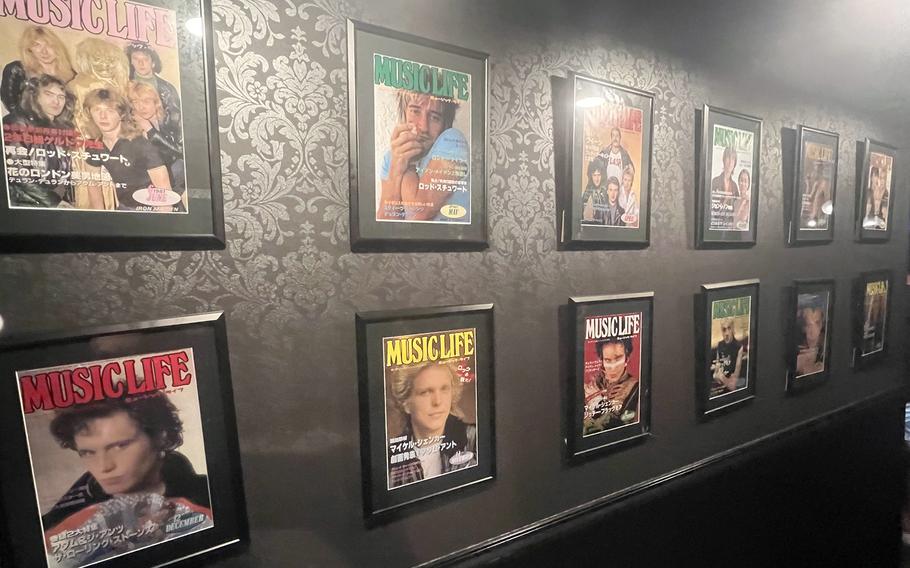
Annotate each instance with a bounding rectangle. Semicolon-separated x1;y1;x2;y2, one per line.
582;312;642;436
383;328;479;489
16;348;213;568
708;296;752;399
373;53;471;225
793;291;831;379
708;124;754;233
578;98;643;229
1;0;188;214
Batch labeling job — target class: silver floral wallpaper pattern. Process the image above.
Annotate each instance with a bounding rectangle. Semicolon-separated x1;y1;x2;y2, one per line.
1;0;907;566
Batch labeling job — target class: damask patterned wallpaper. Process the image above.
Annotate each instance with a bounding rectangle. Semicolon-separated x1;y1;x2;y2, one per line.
0;1;906;566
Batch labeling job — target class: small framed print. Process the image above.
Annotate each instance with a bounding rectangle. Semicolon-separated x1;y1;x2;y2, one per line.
0;312;248;568
356;304;494;518
852;270;892;367
696;105;762;248
855;138;897;242
556;72;654;249
0;0;226;253
786;279;835;392
347;20;488;252
567;292;653;459
696;279;759;417
788;126;839;244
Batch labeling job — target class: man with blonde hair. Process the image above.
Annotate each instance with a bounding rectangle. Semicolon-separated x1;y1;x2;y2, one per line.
387;361;477;488
377;89;469;222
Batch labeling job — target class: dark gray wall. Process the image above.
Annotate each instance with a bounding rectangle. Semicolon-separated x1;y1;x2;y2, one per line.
0;1;906;567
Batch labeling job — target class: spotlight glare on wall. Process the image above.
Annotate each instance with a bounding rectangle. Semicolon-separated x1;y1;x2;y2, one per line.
185;17;204;37
576;96;605;108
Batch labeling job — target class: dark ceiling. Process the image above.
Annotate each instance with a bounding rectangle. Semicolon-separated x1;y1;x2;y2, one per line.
491;0;910;131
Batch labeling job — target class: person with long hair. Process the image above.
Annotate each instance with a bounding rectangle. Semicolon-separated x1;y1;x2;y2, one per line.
1;26;75;115
128;80;185;193
81;88;172;211
581;157;608;224
734;168;752;229
125;42;181;131
386;362;477;488
3;74;76;207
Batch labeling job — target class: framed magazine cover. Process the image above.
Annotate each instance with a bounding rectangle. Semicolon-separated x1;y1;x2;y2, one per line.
696;105;762;248
851;269;892;368
0;0;225;253
0;312;248;568
356;304;494;519
788;126;839;245
555;72;653;249
855;138;897;242
696;279;759;417
785;279;835;392
567;292;653;459
347;20;488;252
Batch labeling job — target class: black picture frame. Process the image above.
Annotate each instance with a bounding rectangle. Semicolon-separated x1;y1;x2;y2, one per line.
788;126;839;245
696;279;759;417
851;269;892;368
567;292;653;459
0;0;225;253
855;138;897;242
346;20;488;252
0;312;248;568
696;105;762;248
356;304;495;519
555;72;654;249
785;279;835;392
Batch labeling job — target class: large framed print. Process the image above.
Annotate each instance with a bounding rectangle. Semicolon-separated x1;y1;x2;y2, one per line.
786;279;835;392
696;279;759;417
696;105;762;248
356;304;494;518
0;312;247;568
0;0;224;253
855;138;896;242
788;126;839;245
567;293;652;459
852;270;892;368
347;20;488;252
556;72;653;248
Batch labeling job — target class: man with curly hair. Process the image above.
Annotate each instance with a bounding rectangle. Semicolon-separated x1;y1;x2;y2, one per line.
41;391;210;532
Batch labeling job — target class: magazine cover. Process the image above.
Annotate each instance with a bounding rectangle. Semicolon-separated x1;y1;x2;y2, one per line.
16;348;212;568
861;278;888;356
794;291;831;378
0;0;187;213
581;312;642;436
383;328;478;490
798;140;836;230
708;296;751;398
861;151;893;231
579;96;643;229
708;124;754;232
372;53;471;224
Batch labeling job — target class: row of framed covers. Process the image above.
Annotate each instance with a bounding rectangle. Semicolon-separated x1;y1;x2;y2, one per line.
0;270;892;566
0;13;899;252
347;20;897;251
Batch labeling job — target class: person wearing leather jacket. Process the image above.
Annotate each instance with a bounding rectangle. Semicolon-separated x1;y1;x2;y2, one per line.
128;80;185;194
3;74;76;208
